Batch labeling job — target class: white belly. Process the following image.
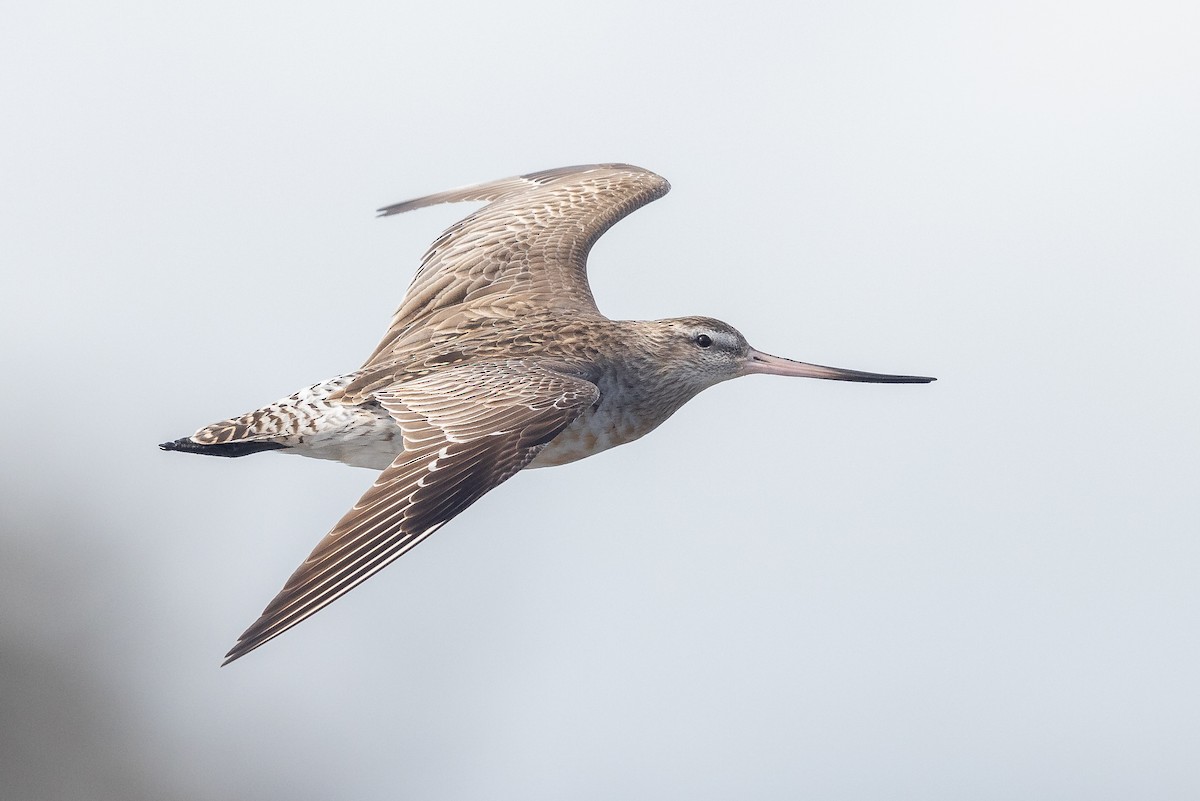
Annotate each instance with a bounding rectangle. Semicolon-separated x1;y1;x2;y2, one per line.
280;400;405;470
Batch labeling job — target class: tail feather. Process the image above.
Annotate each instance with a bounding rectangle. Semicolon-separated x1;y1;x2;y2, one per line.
160;405;299;459
159;374;374;463
159;437;287;458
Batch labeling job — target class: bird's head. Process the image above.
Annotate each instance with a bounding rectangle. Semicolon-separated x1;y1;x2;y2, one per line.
648;316;936;395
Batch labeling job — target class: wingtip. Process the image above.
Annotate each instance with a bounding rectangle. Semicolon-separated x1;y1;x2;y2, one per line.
221;637;255;666
221;609;296;666
222;613;285;664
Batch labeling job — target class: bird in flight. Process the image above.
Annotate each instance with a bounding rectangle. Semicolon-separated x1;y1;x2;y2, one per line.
161;164;935;664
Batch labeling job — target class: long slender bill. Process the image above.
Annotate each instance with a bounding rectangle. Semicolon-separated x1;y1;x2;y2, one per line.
741;349;935;383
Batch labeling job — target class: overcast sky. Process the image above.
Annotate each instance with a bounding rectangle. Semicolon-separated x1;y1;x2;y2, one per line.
2;1;1198;799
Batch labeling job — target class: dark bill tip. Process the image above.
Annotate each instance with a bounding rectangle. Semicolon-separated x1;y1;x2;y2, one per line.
742;349;935;383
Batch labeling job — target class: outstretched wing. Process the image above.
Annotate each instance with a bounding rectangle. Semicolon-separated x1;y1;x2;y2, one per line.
364;163;670;366
223;361;599;664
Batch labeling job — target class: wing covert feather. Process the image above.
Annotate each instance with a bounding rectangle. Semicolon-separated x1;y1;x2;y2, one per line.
365;164;670;366
223;362;599;664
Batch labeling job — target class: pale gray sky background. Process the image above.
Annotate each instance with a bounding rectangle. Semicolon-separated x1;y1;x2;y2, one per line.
2;1;1198;799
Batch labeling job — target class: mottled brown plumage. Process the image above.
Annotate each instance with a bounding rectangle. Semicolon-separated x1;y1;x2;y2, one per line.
160;164;934;664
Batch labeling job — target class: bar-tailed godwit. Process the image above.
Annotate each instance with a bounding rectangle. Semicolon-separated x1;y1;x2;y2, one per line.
161;164;935;663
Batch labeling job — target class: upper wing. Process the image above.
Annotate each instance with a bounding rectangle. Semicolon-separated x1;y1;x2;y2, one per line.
363;163;670;366
223;361;599;664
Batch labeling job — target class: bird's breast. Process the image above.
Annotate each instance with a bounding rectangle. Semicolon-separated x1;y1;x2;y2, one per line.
527;373;672;468
527;406;644;468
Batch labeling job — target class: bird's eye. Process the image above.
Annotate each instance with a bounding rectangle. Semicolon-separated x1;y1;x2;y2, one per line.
695;334;713;348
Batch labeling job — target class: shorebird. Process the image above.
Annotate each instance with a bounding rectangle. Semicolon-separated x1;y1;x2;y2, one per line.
161;163;934;664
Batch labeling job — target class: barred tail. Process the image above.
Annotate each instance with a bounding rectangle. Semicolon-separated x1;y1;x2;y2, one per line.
159;397;305;458
159;375;362;460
